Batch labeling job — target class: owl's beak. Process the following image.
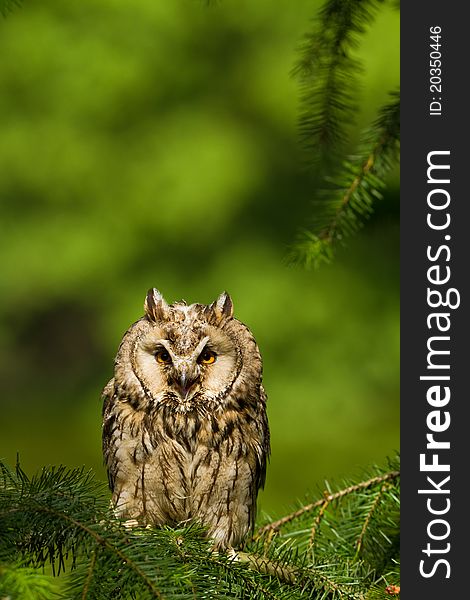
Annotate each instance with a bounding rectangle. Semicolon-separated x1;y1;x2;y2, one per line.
173;368;198;400
179;371;188;391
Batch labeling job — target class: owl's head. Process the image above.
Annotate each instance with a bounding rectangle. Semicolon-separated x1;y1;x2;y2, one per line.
113;288;262;413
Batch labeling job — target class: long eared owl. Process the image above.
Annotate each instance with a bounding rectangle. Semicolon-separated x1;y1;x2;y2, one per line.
102;289;270;549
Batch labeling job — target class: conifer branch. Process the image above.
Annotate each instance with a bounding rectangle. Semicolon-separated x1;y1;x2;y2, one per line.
289;0;400;269
354;483;390;557
81;549;97;600
289;91;400;268
256;469;399;537
232;550;364;599
29;507;165;599
231;550;298;585
294;0;385;165
319;92;399;244
308;497;330;551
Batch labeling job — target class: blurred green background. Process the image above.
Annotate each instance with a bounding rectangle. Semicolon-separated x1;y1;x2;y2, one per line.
0;0;399;517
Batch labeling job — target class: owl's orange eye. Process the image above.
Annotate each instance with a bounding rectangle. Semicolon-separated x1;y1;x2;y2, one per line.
156;349;172;364
199;349;216;365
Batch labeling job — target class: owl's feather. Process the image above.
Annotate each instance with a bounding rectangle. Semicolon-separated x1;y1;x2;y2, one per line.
102;290;269;549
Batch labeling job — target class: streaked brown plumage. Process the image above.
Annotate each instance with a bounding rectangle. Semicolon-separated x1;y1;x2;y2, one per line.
102;289;269;549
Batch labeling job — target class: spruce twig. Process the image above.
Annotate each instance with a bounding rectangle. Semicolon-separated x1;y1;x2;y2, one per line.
230;550;298;585
294;0;384;166
256;470;399;537
289;91;400;268
308;497;330;552
81;549;97;600
288;0;400;269
354;482;390;557
317;92;400;246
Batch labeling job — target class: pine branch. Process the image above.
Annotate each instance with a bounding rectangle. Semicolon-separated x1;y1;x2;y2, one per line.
0;462;186;598
256;469;399;537
355;483;389;556
289;0;400;269
294;0;385;166
80;549;97;600
289;91;400;268
230;549;298;584
308;495;330;552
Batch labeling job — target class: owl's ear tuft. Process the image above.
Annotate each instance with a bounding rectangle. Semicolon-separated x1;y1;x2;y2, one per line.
206;292;233;324
144;288;169;322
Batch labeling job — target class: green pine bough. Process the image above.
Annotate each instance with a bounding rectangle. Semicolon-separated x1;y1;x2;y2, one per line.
290;92;400;269
290;0;400;268
0;456;400;599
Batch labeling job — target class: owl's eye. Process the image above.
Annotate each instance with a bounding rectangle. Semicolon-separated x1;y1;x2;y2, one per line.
155;349;172;364
199;349;217;365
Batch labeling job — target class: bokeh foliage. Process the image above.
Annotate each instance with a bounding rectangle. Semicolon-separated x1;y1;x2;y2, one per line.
0;0;399;516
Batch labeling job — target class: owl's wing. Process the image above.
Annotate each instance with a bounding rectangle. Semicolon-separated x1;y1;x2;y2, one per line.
101;378;115;415
101;378;117;491
255;384;270;491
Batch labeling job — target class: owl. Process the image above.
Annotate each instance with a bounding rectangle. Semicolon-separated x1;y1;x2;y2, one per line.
102;288;270;549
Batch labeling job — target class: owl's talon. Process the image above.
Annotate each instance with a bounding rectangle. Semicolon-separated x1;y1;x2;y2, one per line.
123;519;140;529
226;547;240;562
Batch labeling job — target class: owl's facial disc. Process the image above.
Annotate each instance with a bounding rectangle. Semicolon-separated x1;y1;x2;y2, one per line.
132;305;239;410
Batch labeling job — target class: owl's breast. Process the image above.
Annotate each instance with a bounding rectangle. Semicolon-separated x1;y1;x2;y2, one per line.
108;402;260;548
